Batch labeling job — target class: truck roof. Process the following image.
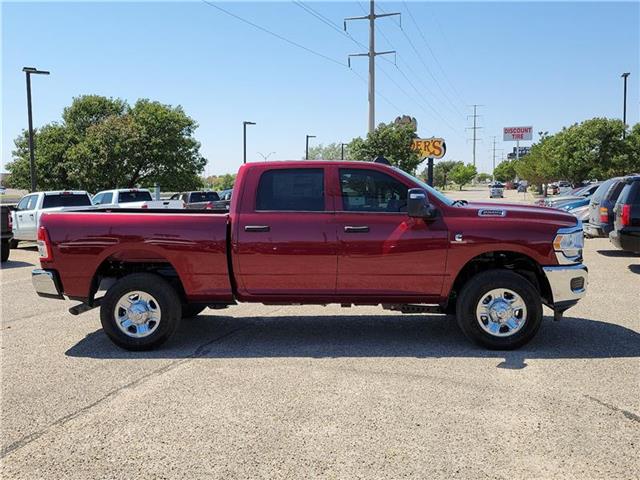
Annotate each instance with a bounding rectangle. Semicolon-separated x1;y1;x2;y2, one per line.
242;160;386;169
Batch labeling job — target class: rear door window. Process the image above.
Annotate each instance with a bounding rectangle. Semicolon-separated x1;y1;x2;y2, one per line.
43;193;92;208
590;179;614;204
256;169;324;211
605;181;625;202
17;195;33;211
118;191;153;203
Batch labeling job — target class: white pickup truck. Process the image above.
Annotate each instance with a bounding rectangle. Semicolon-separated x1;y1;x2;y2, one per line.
92;189;184;209
10;190;94;245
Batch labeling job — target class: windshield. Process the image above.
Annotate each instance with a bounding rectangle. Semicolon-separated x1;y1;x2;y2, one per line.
42;193;92;208
119;191;153;203
392;167;455;206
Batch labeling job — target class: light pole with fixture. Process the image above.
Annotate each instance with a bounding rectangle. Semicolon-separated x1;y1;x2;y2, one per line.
257;151;275;161
22;66;50;192
305;135;316;160
243;121;256;164
621;72;630;138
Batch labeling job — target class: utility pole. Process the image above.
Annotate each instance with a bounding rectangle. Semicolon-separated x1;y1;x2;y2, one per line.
491;136;497;181
305;135;316;160
466;104;483;167
621;72;630;138
22;67;50;192
345;0;400;133
243;121;256;164
340;143;348;160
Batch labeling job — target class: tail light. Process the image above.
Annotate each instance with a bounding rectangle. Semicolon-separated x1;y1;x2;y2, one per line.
37;226;53;261
205;201;213;210
621;204;631;226
599;207;608;223
7;212;12;232
141;204;148;209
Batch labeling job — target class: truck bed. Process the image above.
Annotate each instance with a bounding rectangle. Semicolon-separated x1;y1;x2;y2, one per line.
39;209;233;301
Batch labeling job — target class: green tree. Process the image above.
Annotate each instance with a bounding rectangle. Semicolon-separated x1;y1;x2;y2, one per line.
348;121;422;173
450;163;477;190
493;159;518;182
305;142;348;160
424;160;461;189
7;95;206;192
212;173;236;191
476;172;492;183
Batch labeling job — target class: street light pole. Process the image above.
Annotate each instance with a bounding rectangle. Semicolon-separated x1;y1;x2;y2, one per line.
257;151;275;161
243;121;256;164
341;143;348;160
305;135;316;160
621;72;630;138
22;67;50;192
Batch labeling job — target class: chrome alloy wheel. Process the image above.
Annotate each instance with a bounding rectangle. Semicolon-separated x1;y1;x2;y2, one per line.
475;288;527;338
114;291;162;338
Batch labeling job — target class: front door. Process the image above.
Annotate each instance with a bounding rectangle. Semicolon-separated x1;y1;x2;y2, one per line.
234;167;337;297
334;167;448;301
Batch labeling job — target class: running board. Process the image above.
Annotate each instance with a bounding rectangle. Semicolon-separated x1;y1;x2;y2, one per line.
382;304;442;314
69;299;101;316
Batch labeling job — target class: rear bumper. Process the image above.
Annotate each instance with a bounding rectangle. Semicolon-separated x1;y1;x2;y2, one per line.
542;264;588;306
32;269;64;299
609;229;640;253
584;222;604;238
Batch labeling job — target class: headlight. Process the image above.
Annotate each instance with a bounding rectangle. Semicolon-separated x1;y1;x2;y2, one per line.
553;225;584;264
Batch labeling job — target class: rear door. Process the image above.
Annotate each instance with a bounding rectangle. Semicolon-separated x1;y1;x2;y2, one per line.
334;166;448;300
233;166;337;297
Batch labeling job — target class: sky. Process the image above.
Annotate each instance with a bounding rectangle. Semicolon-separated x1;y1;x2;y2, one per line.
2;1;639;177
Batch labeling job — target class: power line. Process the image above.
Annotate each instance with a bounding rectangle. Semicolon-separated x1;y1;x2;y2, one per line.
201;1;345;67
402;0;466;107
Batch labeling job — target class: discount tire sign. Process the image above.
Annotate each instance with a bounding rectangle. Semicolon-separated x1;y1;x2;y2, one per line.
503;126;533;141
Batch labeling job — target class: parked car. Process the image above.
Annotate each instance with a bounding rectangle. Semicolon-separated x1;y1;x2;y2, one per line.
169;191;221;209
557;181;572;194
32;160;587;351
538;183;600;207
488;182;504;198
210;188;232;210
1;205;13;262
566;204;590;223
10;191;93;245
548;184;560;195
584;178;626;238
92;189;184;209
609;175;640;253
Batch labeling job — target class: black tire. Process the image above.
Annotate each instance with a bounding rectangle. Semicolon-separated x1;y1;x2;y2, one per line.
182;304;206;318
1;240;9;262
100;273;182;351
456;269;542;350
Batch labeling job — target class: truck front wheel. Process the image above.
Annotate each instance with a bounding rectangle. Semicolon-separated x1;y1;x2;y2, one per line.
100;273;182;351
456;270;542;350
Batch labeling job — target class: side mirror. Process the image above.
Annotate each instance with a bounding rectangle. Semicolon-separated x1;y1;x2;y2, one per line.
407;188;437;219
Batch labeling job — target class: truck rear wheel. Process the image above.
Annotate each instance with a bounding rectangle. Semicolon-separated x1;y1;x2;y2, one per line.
100;273;182;351
456;270;542;350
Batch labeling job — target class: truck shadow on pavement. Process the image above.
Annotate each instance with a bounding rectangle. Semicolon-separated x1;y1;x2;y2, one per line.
66;314;640;368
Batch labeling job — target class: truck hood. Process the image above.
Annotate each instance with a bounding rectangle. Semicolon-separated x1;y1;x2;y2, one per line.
463;201;578;227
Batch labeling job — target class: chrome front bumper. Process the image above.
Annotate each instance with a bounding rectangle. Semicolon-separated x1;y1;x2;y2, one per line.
32;269;63;299
542;264;588;305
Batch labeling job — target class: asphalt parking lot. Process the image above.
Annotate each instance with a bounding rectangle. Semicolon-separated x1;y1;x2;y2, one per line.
1;189;639;479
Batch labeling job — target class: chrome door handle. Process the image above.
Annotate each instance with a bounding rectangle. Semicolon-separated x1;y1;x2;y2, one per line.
244;225;270;232
344;225;369;233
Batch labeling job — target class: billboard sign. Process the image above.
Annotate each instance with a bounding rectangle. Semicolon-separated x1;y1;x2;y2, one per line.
503;126;533;141
412;137;446;159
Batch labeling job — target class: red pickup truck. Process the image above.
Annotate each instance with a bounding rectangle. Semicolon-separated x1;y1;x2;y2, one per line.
32;160;588;351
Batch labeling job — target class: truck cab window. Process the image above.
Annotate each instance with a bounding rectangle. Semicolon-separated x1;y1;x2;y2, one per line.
339;169;407;212
256;169;324;211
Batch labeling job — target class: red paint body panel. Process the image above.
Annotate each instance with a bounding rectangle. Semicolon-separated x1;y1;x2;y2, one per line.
40;211;233;301
40;160;578;306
